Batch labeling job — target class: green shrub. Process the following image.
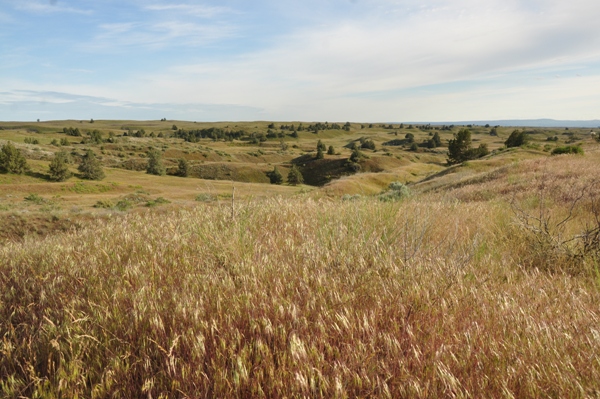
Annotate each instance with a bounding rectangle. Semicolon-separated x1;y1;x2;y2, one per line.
146;197;171;207
115;199;132;211
0;142;29;174
195;193;215;202
379;182;411;202
78;149;105;180
24;193;45;204
267;166;283;185
93;199;114;209
551;145;584;155
48;151;72;181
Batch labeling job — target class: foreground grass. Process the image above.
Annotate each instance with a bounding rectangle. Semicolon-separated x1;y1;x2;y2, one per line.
1;196;600;398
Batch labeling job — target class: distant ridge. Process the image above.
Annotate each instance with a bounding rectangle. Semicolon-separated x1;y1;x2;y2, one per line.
404;119;600;128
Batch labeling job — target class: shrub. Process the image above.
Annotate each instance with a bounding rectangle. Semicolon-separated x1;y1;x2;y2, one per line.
327;145;335;155
505;130;527;148
551;145;584;155
93;199;114;208
146;197;171;207
195;193;215;202
361;139;376;150
146;149;166;175
78;149;105;180
24;193;45;204
115;199;132;211
315;147;324;159
177;158;189;177
379;182;411;202
0;142;29;174
48;151;72;181
287;165;304;185
267;166;283;185
448;129;489;164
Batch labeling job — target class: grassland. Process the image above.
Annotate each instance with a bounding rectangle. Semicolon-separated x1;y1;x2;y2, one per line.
1;120;600;397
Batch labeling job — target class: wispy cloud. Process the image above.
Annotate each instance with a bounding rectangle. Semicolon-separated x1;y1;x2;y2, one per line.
90;20;237;50
144;4;233;18
15;1;93;15
0;90;262;121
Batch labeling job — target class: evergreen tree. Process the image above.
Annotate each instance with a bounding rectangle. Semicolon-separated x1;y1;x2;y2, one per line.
317;140;326;151
48;151;72;181
146;149;166;176
287;165;304;186
0;142;29;174
177;158;189;177
349;148;361;163
447;129;472;165
316;147;324;159
505;130;527;148
432;132;442;147
268;166;283;184
447;129;489;164
327;145;335;155
78;149;105;180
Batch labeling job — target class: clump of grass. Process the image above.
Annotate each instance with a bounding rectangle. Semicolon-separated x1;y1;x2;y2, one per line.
1;195;600;397
93;199;114;208
23;193;45;204
114;198;132;211
195;193;215;202
145;197;171;207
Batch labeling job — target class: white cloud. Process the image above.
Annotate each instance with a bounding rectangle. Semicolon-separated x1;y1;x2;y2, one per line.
15;1;93;15
88;19;237;50
144;4;233;18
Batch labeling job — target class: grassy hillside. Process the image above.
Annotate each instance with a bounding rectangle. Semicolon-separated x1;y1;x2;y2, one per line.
1;120;600;397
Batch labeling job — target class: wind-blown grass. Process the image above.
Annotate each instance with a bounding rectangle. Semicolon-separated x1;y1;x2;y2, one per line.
1;196;599;397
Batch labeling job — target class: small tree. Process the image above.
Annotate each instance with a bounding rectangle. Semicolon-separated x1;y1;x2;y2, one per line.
447;128;472;165
48;151;72;181
327;145;335;155
287;165;304;186
78;149;105;180
405;133;415;144
317;140;326;151
146;149;166;176
268;166;283;184
177;158;189;177
432;132;442;147
0;142;29;174
316;147;324;159
505;130;527;148
349;148;361;163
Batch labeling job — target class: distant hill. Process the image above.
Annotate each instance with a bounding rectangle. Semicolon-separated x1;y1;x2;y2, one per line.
405;119;600;128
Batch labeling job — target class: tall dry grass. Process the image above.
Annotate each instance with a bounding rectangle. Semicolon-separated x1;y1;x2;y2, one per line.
1;194;600;398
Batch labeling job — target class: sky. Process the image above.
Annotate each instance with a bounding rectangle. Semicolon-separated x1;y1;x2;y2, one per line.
1;0;600;122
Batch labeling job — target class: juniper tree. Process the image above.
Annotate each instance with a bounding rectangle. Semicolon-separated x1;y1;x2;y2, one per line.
177;158;189;177
78;149;105;180
48;151;72;181
146;149;166;176
0;142;29;174
287;165;303;186
268;166;283;184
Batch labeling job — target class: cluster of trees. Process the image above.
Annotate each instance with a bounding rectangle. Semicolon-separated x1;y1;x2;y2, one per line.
447;129;489;165
63;127;82;136
174;127;247;143
1;142;106;181
267;165;303;185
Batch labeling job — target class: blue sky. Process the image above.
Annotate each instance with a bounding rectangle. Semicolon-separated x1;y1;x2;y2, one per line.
1;0;600;122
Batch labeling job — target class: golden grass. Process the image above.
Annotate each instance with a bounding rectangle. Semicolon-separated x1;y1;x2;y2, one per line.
1;192;600;397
